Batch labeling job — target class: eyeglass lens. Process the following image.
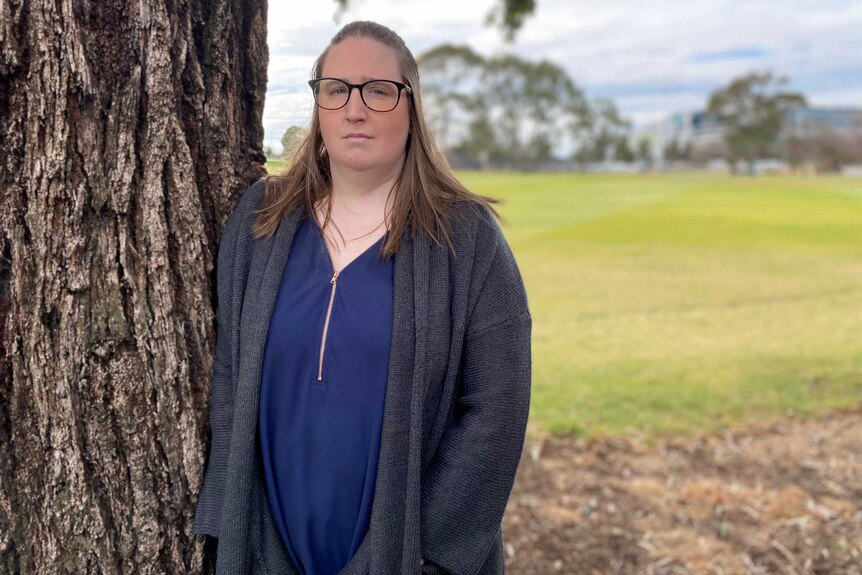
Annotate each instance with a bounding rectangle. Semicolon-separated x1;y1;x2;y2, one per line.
315;79;401;112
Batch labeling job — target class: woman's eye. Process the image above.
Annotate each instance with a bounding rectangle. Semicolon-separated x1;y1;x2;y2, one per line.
366;84;394;98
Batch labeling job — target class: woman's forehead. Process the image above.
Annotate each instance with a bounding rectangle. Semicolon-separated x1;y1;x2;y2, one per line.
321;37;401;80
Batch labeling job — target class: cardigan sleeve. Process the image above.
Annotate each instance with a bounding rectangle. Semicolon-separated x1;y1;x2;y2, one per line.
193;180;264;537
420;223;532;575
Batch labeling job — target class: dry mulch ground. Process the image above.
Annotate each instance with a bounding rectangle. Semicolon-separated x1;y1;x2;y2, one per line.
503;409;862;575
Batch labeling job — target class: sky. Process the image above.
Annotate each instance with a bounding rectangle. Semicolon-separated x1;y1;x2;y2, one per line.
263;0;862;151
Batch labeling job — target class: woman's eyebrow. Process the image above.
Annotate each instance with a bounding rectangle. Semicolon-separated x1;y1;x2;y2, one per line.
322;76;387;83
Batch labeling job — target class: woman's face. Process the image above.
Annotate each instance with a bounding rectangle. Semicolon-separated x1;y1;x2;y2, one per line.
318;37;411;178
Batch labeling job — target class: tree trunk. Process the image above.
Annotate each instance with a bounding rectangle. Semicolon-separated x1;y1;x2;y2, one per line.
0;0;267;572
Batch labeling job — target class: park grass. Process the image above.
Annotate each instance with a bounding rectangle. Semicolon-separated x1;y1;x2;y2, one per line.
456;172;862;438
264;161;862;439
266;160;289;174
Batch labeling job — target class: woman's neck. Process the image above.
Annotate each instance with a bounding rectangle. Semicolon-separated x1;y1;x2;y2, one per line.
327;164;399;221
317;169;399;248
329;179;393;221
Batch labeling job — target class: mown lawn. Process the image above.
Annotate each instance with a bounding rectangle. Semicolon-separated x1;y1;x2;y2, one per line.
457;172;862;438
265;162;862;439
267;160;289;173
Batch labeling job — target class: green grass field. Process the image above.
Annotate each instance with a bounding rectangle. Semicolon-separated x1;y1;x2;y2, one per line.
267;160;289;173
266;163;862;439
457;172;862;438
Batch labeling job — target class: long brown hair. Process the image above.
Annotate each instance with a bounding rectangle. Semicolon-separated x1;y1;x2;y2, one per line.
253;21;497;256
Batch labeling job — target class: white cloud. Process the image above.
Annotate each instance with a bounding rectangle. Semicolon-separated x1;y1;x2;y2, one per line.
263;0;862;146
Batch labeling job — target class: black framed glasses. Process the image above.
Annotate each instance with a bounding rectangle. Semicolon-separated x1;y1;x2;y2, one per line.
308;78;413;112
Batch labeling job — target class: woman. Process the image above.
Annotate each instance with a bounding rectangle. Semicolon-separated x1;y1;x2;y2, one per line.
194;21;531;575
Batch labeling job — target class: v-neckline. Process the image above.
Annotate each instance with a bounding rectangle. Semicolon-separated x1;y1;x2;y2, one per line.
313;220;388;276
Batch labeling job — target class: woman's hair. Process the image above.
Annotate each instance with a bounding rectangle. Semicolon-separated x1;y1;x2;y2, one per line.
253;20;497;256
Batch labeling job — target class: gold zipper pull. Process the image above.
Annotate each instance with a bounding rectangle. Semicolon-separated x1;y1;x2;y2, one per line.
318;269;340;382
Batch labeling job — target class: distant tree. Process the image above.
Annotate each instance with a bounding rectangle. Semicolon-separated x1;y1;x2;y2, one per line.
419;46;592;170
524;60;591;162
418;45;486;150
572;141;602;165
806;125;862;173
690;138;729;166
663;139;691;164
573;98;631;166
452;113;499;169
636;138;654;167
785;134;808;169
527;133;554;163
484;0;537;41
707;72;806;173
614;139;635;163
333;0;535;40
281;125;308;161
482;55;588;167
785;116;862;172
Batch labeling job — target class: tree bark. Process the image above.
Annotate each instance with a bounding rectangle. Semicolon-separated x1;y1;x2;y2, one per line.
0;0;267;572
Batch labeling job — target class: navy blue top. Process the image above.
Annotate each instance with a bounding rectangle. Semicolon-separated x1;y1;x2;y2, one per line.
259;217;393;575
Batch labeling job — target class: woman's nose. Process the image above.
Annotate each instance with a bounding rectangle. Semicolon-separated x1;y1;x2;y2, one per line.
344;87;368;120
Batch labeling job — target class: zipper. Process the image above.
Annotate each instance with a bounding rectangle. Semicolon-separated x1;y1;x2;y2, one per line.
317;270;340;382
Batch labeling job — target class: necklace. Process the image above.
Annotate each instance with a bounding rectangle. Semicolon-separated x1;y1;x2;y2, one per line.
319;214;388;253
314;198;389;251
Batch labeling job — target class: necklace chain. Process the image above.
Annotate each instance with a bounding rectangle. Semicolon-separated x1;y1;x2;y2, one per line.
315;198;388;252
320;215;387;253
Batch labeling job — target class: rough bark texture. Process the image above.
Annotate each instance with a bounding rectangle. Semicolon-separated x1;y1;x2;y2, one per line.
0;0;268;572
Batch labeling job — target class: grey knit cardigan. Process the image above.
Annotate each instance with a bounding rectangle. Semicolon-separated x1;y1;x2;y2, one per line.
193;180;531;575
